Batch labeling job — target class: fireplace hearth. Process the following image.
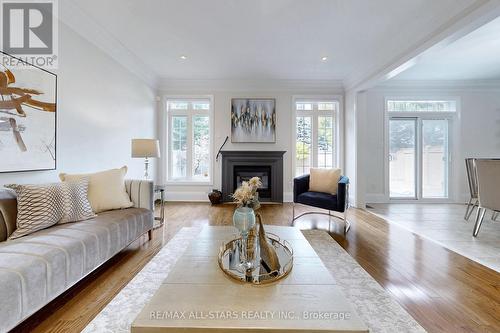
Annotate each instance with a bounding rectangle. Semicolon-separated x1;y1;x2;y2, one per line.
220;151;286;203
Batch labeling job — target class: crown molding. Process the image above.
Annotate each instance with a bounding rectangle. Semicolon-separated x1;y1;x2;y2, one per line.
59;0;158;89
344;0;500;92
372;79;500;91
158;78;345;92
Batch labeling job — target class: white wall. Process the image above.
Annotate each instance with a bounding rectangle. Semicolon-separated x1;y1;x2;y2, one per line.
362;83;500;203
0;22;157;185
158;81;344;201
344;91;358;207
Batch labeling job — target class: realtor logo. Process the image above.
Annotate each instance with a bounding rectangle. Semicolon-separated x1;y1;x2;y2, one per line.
0;0;58;68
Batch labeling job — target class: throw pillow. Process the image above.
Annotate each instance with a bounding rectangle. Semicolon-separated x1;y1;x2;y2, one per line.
59;166;133;213
59;177;96;224
309;168;342;195
5;179;96;239
5;183;64;239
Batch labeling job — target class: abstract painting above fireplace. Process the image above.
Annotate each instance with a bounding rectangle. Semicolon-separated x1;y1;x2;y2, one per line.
230;98;276;143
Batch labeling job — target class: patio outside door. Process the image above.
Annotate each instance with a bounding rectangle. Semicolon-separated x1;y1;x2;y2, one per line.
389;118;449;200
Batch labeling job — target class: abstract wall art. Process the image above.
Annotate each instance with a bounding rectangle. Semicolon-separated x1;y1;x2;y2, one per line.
0;51;57;173
231;98;276;143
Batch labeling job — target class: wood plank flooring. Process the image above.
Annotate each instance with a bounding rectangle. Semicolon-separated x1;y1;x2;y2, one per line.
12;203;500;333
368;203;500;272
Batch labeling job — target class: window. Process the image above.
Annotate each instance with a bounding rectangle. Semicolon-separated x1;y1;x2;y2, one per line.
167;98;212;183
294;99;339;177
387;100;457;112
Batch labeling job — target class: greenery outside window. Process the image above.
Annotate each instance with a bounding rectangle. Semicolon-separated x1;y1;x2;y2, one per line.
167;98;212;183
295;99;339;177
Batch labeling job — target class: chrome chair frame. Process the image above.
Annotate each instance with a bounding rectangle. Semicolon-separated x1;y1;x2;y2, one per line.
464;158;479;221
292;203;350;234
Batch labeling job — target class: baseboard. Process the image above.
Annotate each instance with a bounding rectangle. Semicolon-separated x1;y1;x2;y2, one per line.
365;193;470;205
164;191;210;202
165;191;294;203
365;194;387;203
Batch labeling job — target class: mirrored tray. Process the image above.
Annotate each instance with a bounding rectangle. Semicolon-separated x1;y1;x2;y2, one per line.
218;233;293;285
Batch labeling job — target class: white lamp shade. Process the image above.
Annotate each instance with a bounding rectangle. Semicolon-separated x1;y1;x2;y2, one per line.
131;139;160;158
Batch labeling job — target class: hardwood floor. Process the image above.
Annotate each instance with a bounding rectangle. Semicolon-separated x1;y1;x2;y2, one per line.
368;203;500;272
13;203;500;333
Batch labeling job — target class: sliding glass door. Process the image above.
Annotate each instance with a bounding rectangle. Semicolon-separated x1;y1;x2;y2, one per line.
422;120;449;198
389;118;450;200
389;118;417;198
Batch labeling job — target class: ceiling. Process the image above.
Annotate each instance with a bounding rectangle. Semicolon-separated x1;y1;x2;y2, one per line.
394;15;500;81
64;0;481;85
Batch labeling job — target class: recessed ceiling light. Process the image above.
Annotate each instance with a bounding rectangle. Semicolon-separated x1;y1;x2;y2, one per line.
180;55;187;60
321;56;328;61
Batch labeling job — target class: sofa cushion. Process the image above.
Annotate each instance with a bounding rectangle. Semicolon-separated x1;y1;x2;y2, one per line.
297;191;338;211
60;166;133;213
0;207;153;333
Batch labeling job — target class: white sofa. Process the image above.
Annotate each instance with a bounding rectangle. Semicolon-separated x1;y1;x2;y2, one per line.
0;180;154;333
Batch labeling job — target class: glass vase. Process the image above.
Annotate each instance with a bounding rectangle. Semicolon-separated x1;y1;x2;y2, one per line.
232;206;256;271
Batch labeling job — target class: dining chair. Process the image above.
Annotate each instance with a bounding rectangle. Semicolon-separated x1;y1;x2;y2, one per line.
464;158;478;220
472;159;500;237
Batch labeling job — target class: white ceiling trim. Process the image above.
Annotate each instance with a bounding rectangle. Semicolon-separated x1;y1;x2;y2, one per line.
59;0;158;88
158;78;344;93
345;0;500;92
372;79;500;91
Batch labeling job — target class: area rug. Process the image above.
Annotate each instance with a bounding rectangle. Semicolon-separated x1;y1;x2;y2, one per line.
83;227;426;333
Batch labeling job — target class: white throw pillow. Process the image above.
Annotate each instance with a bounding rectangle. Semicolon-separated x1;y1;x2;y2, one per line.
59;166;133;213
309;168;341;195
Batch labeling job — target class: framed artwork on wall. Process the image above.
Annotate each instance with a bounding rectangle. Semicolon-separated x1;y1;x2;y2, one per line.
0;51;57;173
231;98;276;143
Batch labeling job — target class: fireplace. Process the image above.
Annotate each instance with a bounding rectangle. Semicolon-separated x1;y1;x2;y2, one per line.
234;165;272;200
220;151;286;203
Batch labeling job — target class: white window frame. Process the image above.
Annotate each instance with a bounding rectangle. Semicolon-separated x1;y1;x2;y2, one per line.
384;96;460;203
292;95;343;179
162;95;214;185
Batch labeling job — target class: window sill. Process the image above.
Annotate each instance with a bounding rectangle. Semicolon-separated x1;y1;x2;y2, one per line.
164;180;213;186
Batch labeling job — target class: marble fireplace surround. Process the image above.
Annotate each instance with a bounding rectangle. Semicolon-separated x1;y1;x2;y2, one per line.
220;150;286;203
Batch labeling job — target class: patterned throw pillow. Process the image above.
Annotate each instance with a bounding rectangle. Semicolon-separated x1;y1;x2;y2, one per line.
59;177;96;224
5;183;64;239
5;179;95;240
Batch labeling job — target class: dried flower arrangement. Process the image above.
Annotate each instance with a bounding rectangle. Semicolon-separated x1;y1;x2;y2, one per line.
231;176;262;210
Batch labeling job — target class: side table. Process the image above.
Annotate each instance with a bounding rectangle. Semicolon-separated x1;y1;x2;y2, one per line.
154;185;165;229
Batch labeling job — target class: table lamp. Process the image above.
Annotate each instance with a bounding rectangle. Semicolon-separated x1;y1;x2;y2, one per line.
131;139;160;179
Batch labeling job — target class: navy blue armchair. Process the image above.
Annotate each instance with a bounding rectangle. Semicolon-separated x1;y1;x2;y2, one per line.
293;174;350;234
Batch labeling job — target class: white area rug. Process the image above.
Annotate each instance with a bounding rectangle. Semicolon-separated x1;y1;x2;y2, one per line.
369;203;500;272
83;227;425;333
